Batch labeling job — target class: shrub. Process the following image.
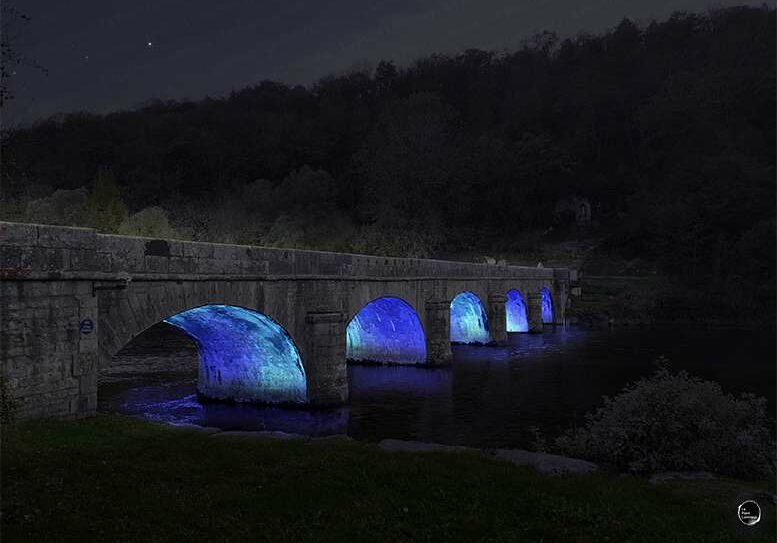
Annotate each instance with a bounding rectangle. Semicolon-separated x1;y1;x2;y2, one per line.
350;222;443;258
23;188;89;226
264;213;355;252
555;364;775;479
0;197;28;223
118;206;180;238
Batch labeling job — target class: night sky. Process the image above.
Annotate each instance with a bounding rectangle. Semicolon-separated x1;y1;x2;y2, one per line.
5;0;759;125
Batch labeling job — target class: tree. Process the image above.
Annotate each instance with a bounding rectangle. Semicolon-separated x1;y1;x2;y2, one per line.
118;206;179;239
80;169;128;233
355;92;461;232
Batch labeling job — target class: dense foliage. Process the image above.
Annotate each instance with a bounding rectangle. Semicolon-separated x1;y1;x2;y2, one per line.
1;7;774;317
556;364;776;479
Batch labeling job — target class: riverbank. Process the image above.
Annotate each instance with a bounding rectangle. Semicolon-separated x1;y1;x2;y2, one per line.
2;415;774;542
450;236;774;329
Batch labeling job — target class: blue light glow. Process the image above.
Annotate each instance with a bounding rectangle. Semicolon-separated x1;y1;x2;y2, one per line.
450;291;490;344
541;288;554;324
506;289;529;332
110;380;348;435
348;365;451;396
346;297;427;364
164;305;306;404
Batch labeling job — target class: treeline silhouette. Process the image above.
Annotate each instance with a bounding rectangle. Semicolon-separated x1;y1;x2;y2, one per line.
1;6;774;319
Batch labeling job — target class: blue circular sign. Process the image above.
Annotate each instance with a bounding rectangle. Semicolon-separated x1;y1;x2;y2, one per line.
79;318;94;335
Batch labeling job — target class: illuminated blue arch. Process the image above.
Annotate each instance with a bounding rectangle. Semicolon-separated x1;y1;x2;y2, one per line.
164;304;306;404
346;297;427;365
506;289;529;332
541;288;554;324
450;291;490;344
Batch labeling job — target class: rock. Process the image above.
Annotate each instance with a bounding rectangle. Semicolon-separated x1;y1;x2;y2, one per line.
377;439;597;476
378;439;477;455
164;422;221;434
493;449;598;475
311;434;353;442
210;430;308;441
649;472;717;484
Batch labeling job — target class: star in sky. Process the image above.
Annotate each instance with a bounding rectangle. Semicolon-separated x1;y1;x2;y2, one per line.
6;0;763;125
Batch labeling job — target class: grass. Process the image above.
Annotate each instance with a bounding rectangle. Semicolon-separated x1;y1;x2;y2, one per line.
2;415;774;542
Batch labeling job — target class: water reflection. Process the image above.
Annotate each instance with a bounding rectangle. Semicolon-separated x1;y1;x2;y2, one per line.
99;326;776;449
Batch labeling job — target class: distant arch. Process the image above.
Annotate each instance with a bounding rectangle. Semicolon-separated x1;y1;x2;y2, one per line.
506;289;528;332
540;288;554;324
164;304;306;403
346;297;427;365
450;291;490;344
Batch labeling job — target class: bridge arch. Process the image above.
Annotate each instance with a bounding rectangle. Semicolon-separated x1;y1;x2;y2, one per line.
540;287;554;324
98;281;308;404
164;304;306;404
450;291;490;344
506;289;529;332
346;296;427;365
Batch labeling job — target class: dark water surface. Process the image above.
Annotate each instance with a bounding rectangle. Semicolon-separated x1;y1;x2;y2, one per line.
98;326;776;449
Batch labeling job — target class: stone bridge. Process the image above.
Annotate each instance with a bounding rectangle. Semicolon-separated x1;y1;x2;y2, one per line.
0;221;576;420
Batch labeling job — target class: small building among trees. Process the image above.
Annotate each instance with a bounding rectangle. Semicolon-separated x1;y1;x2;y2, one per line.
554;196;592;226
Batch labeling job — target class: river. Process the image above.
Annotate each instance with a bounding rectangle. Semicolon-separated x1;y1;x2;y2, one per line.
98;325;776;449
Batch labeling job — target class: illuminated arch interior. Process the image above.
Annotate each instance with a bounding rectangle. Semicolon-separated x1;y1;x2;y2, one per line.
346;297;427;365
506;289;529;332
450;291;490;344
164;304;306;404
541;288;554;324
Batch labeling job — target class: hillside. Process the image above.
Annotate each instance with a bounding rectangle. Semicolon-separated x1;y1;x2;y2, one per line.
1;6;774;323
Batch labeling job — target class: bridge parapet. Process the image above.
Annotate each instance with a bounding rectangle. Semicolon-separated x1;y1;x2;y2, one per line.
1;222;556;281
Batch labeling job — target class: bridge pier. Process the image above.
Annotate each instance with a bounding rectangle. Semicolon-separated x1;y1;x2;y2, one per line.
424;300;453;365
304;311;348;405
527;292;544;333
74;288;99;415
487;293;507;345
0;278;99;419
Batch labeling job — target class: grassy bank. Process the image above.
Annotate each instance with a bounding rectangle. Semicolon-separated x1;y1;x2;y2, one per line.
2;416;774;542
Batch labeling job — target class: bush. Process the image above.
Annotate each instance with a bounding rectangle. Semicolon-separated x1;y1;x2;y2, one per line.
118;206;180;238
555;364;775;479
0;197;28;223
264;213;355;251
23;187;89;226
350;221;444;258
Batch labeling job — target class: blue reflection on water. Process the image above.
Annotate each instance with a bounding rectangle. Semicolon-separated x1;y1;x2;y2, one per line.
100;326;777;448
541;288;554;324
165;305;306;404
346;297;427;364
115;379;348;435
506;289;529;332
348;365;451;396
450;291;490;344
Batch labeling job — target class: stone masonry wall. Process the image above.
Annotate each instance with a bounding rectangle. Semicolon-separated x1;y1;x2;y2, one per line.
0;221;566;281
0;221;574;420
